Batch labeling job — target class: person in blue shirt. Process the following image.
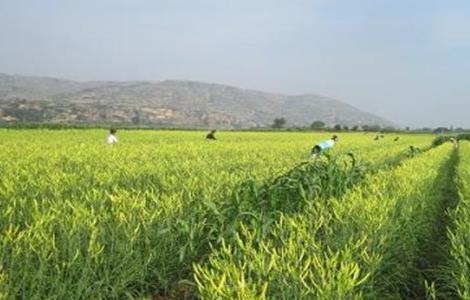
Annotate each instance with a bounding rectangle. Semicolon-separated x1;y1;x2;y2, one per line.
311;135;339;157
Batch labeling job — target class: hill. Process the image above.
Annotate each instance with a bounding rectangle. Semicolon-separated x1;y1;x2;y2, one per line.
0;73;393;128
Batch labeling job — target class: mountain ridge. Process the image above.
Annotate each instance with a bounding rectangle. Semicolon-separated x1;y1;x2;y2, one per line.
0;73;394;128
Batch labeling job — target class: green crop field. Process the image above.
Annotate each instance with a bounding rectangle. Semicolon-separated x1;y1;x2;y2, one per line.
0;129;467;299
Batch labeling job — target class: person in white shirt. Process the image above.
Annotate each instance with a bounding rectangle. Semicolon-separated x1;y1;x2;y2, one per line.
106;128;118;145
450;137;459;149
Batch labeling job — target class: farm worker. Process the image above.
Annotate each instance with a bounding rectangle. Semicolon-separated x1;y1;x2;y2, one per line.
394;137;400;142
450;137;459;149
311;135;339;157
106;128;118;145
206;130;217;141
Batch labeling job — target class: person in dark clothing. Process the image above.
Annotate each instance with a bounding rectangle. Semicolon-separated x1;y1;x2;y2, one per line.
206;130;217;141
394;137;400;142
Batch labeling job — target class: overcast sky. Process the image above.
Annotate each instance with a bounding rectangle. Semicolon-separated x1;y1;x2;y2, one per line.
1;0;469;128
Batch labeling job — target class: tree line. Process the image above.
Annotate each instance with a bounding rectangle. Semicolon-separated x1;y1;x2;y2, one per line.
271;117;392;132
271;117;469;133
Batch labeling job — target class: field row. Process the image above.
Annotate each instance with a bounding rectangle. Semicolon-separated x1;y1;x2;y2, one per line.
194;143;455;299
0;130;452;299
445;142;470;299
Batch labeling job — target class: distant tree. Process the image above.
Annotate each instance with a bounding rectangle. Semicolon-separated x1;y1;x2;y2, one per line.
383;126;396;133
367;124;382;132
433;127;450;134
271;117;287;129
342;125;349;131
405;126;411;131
351;125;359;131
333;124;342;131
420;127;433;132
361;124;384;132
310;120;326;129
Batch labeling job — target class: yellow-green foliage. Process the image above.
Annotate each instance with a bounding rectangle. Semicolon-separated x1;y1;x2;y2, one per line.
194;144;453;299
447;142;470;299
0;130;433;299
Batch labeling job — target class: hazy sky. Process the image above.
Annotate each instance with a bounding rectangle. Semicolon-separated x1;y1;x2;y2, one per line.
1;0;469;127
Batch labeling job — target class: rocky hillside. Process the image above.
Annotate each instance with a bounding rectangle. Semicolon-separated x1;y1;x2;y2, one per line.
0;73;393;128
